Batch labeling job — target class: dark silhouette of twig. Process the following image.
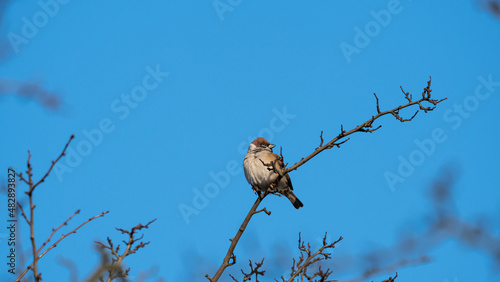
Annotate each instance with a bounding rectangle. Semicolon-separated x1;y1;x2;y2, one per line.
229;258;266;282
95;219;157;282
279;233;343;282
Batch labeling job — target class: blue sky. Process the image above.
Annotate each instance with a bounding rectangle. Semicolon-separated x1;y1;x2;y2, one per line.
1;1;500;281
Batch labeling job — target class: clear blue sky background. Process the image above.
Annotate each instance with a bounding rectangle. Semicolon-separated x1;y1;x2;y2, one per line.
1;1;500;281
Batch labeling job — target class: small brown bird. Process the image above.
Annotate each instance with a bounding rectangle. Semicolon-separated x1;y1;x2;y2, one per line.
243;137;303;209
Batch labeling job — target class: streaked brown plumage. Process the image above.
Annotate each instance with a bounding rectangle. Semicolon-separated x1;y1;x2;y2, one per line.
243;137;303;209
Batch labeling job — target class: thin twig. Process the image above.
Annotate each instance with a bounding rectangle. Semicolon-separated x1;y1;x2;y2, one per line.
38;210;81;253
285;77;445;174
31;134;75;192
285;233;343;282
14;135;75;282
95;219;157;282
15;211;109;282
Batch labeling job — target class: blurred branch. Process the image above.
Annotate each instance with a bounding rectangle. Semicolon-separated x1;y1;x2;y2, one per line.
136;266;165;282
58;256;79;282
1;3;64;110
327;166;500;281
0;0;16;60
427;169;500;264
0;79;64;111
346;257;425;282
480;0;500;19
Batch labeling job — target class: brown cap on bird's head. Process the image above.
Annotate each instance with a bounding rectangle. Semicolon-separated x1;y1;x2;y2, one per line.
251;137;275;149
251;137;271;146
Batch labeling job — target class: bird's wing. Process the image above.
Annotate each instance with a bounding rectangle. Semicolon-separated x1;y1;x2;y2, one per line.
269;152;294;190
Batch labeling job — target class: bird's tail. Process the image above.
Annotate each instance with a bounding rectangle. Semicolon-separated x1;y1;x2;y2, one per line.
284;190;304;209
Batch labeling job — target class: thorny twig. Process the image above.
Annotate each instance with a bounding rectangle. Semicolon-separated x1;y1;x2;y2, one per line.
95;219;157;282
279;233;342;282
284;77;445;175
229;258;266;282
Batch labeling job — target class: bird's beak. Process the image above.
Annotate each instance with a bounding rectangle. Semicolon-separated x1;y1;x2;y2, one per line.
269;144;276;149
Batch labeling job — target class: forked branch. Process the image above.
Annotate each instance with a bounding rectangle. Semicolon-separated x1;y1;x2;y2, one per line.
285;77;445;174
95;219;157;282
15;211;109;282
229;258;266;282
279;233;342;282
13;134;108;282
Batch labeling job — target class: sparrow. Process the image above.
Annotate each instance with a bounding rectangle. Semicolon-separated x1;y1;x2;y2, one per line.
243;137;303;209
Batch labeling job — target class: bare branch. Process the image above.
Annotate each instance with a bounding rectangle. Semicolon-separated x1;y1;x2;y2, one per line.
31;134;75;192
17;202;30;225
230;259;266;282
285;233;343;282
345;257;426;282
400;86;412;102
15;211;109;282
319;131;325;148
285;77;445;175
206;196;270;281
13;134;75;282
254;207;271;216
38;209;81;253
374;93;381;113
95;219;157;282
